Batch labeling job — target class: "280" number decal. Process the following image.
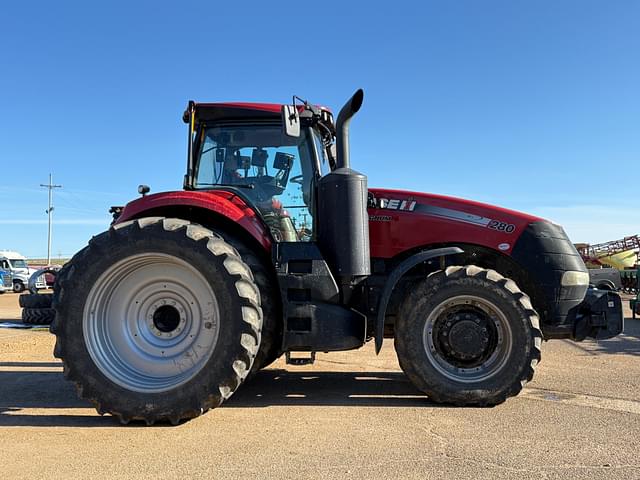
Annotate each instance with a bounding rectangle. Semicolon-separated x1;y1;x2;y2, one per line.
487;220;515;233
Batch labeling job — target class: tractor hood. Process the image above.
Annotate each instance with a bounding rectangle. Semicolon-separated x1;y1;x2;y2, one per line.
367;188;545;259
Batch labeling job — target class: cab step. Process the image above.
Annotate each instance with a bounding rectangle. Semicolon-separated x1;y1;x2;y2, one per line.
285;351;316;366
273;242;367;353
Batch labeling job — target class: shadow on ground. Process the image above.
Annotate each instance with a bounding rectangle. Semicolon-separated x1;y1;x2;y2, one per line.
564;317;640;357
226;370;433;408
0;364;106;427
0;364;435;427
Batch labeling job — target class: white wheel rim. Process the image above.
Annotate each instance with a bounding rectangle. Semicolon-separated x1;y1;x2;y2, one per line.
83;253;220;393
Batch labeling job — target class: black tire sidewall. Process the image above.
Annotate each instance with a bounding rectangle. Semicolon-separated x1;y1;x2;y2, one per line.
396;272;535;402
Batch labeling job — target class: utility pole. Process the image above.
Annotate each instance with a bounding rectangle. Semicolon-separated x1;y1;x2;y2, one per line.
40;173;62;265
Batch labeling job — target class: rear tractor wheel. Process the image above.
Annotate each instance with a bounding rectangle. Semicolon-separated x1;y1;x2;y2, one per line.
51;217;262;424
395;265;542;406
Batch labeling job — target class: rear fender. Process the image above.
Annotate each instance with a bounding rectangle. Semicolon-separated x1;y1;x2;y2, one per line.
374;247;463;353
116;191;272;252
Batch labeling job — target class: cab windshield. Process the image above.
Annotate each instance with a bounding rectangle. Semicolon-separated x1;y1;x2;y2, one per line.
9;259;27;269
194;125;317;241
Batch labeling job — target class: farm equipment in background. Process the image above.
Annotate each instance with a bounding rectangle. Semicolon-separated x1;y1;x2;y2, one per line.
620;268;639;294
20;89;624;424
576;236;640;298
576;236;640;317
575;235;640;270
629;265;640;319
576;235;640;294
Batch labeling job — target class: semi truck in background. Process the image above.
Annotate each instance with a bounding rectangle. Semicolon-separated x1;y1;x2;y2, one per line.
0;251;46;292
0;267;11;293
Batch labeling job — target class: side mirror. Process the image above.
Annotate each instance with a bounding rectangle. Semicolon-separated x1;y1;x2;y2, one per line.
282;105;300;137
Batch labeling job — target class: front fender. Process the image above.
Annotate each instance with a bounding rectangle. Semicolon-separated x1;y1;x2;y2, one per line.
374;247;463;353
116;190;272;251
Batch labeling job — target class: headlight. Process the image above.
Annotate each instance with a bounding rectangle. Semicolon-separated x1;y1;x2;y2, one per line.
561;271;590;287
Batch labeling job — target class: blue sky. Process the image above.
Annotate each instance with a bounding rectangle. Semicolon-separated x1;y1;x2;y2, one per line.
0;1;638;258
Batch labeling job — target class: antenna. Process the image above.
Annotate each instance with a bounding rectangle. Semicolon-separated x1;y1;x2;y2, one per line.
40;173;63;265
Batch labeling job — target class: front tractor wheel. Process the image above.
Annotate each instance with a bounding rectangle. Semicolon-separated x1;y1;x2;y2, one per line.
51;217;262;424
395;265;542;406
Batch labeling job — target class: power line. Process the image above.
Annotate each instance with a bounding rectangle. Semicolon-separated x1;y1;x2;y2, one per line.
40;173;63;265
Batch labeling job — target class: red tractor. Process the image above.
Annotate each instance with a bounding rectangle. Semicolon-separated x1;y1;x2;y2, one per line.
45;90;622;424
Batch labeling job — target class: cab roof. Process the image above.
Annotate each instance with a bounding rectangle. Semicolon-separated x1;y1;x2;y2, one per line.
184;102;331;124
184;102;285;124
0;250;26;259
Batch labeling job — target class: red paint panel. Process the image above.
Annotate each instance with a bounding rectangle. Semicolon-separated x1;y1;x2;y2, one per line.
196;102;283;113
117;191;272;252
368;188;544;258
194;102;331;114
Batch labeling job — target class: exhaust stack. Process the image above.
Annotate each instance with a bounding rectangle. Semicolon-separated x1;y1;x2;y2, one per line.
335;89;364;169
317;89;370;279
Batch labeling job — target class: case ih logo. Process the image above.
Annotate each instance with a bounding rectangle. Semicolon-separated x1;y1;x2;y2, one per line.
377;198;417;211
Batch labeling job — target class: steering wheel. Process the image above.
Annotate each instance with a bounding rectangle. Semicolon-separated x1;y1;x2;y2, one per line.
290;175;304;185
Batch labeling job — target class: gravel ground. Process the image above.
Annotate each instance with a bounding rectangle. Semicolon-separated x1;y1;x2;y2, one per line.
0;292;639;480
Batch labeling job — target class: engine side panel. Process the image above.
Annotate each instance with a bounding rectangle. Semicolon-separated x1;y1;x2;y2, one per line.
368;188;542;259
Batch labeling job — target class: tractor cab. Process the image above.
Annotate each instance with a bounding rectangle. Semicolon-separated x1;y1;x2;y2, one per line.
183;102;335;243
